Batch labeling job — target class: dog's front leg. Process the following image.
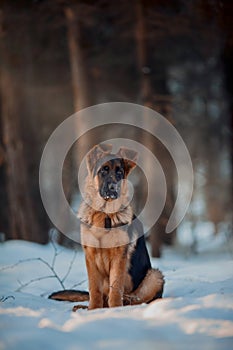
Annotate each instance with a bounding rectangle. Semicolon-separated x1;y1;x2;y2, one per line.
85;248;104;310
108;247;127;308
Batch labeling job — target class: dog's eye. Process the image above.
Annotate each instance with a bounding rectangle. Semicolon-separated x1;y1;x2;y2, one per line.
116;167;124;176
101;165;109;174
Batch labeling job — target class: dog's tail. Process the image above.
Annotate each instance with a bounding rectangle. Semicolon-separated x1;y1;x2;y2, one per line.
49;290;89;302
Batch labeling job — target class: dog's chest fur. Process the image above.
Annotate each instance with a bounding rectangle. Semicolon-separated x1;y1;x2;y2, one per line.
78;201;134;248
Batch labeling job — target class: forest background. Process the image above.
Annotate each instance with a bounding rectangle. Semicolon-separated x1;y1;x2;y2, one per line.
0;0;232;257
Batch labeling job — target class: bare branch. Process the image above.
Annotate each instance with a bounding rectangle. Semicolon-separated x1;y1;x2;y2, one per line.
70;279;87;289
62;250;78;284
0;235;83;294
0;258;46;272
0;256;65;290
16;275;56;292
0;295;15;302
36;257;65;290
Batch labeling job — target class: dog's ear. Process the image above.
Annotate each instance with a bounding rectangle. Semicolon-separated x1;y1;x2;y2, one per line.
117;147;138;176
86;144;112;174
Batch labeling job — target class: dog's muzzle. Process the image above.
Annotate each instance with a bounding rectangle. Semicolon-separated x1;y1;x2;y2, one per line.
102;182;120;200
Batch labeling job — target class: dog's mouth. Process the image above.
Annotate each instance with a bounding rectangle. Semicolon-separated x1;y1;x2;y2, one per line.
101;183;120;201
103;191;118;201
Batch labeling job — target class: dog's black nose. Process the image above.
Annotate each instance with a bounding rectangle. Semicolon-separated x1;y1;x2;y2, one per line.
102;182;119;200
108;183;118;191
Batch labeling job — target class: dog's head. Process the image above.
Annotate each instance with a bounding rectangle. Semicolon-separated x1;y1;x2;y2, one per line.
86;144;138;201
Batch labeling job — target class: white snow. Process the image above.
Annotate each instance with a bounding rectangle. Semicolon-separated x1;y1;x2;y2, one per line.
0;235;233;350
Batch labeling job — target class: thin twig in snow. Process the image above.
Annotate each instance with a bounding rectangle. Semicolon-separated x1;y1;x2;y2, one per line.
1;257;65;290
0;236;82;294
16;275;58;292
50;236;63;269
71;279;87;289
62;250;78;283
0;258;42;272
0;295;15;302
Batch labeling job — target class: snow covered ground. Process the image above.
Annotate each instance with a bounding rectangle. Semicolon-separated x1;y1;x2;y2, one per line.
0;235;233;350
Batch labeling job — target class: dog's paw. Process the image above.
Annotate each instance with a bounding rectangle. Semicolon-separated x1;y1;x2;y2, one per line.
72;304;88;312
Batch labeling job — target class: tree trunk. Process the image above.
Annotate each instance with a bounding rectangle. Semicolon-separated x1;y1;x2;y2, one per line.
58;6;93;247
135;1;176;257
135;1;151;105
65;5;94;162
0;6;49;243
65;6;91;112
1;69;39;241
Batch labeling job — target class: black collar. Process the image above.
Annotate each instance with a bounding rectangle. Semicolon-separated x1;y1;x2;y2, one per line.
81;213;133;230
104;216;112;229
104;215;129;229
104;215;133;230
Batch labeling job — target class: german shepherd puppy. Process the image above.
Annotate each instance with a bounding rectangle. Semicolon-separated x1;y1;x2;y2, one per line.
49;144;164;310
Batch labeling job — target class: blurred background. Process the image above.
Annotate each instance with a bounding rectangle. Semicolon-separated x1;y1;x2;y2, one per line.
0;0;232;257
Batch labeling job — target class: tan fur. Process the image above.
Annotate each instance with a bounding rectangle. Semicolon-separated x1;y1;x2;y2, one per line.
126;269;164;305
79;173;131;217
49;144;164;309
74;144;164;310
84;245;129;309
46;145;164;311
